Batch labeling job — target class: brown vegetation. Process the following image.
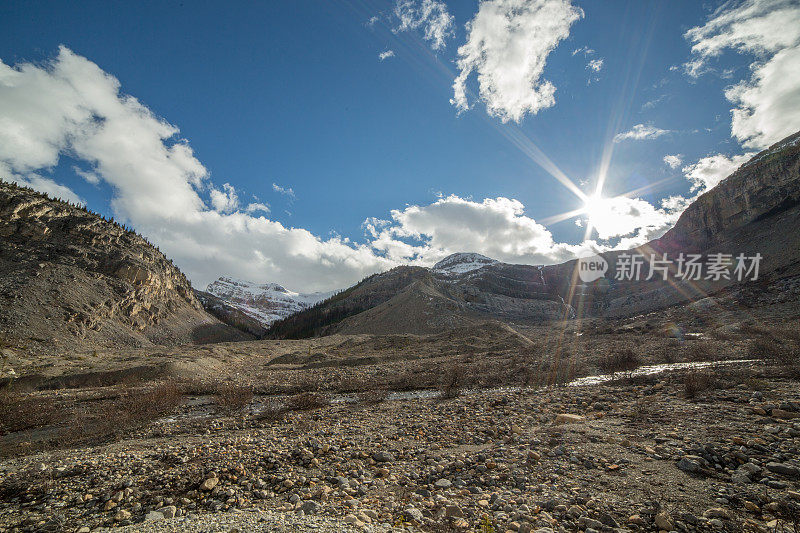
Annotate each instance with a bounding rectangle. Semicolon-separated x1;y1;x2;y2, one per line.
285;392;330;411
212;383;254;412
0;391;62;435
598;348;642;373
683;370;716;398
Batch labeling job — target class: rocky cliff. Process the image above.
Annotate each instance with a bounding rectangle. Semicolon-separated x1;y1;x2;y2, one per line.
0;180;250;355
662;131;800;252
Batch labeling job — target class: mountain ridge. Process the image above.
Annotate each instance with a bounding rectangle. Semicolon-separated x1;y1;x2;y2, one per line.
0;179;250;357
267;129;800;338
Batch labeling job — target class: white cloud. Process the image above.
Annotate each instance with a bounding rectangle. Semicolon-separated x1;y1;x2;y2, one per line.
272;182;295;198
572;46;595;56
663;154;683;169
582;195;675;241
685;0;800;149
209;183;239;213
586;58;604;72
379;50;396;61
452;0;583;123
0;48;393;291
0;47;689;293
394;0;454;51
369;195;594;265
73;166;101;185
245;202;270;214
725;45;800;149
613;123;670;142
684;0;800;76
682;152;755;192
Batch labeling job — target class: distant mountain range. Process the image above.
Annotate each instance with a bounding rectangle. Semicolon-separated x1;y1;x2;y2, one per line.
266;130;800;338
195;278;334;335
3;130;798;349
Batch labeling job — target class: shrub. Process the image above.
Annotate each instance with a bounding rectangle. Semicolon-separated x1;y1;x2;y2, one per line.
749;337;794;364
0;392;62;435
103;381;183;425
685;342;715;362
285;392;330;411
358;389;389;404
213;383;253;412
253;398;286;422
683;371;716;398
598;348;641;374
438;367;463;399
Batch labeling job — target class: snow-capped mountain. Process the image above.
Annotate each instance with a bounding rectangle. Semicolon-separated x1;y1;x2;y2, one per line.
204;277;335;326
432;252;499;276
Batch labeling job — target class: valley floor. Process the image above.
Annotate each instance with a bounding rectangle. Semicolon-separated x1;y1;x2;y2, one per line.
1;358;799;533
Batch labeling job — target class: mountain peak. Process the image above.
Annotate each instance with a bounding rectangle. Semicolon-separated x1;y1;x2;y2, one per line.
203;276;334;326
432;252;498;275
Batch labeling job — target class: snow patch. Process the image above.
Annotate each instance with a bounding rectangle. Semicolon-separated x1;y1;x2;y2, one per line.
206;277;335;326
432;253;498;276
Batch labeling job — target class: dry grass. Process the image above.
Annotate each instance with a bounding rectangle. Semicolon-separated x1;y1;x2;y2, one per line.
285;392;330;411
0;391;62;435
212;383;253;412
683;370;716;398
597;348;641;373
357;388;389;404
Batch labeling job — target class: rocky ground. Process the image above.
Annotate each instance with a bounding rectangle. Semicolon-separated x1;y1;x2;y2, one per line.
1;357;799;533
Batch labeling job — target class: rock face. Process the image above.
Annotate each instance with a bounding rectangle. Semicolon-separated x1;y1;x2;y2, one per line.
202;277;334;328
662;131;800;251
0;180;249;354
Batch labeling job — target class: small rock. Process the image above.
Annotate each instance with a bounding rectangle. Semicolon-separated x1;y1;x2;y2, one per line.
654;510;674;531
299;501;321;515
200;477;219;491
677;456;703;473
434;478;452;489
703;508;730;519
772;409;800;419
766;462;799;477
372;451;395;463
628;514;645;526
555;413;585;424
158;505;177;519
404;506;424;522
445;504;464;518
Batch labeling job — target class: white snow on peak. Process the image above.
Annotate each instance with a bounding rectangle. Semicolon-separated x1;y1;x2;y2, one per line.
205;277;335;326
432;252;498;275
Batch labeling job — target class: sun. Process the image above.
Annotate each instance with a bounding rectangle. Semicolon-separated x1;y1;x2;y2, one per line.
582;193;612;231
580;193;635;240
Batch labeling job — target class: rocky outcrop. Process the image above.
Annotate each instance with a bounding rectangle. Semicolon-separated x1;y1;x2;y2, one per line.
662;131;800;251
0;180;249;354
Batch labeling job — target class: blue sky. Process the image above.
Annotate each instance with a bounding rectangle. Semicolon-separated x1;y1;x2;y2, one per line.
1;0;798;291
